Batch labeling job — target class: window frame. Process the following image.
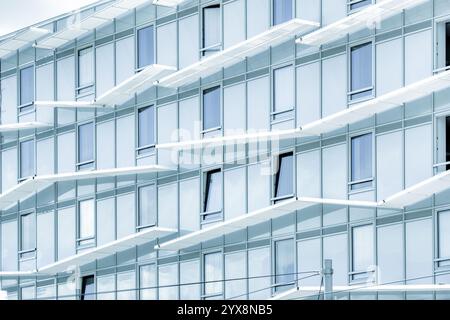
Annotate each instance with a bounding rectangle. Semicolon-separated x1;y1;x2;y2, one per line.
137;183;157;230
201;3;222;57
18;64;35;114
271;64;295;123
201;168;223;224
19;211;36;261
347;0;373;13
202;250;224;299
76;121;95;171
201;85;222;134
77;198;96;248
348;41;374;102
272;237;296;293
434;16;450;73
76;45;95;97
136;24;155;71
272;151;295;203
136;105;156;156
19;138;35;181
80;274;96;300
349;131;374;192
435;209;450;269
350;223;375;283
434;111;450;173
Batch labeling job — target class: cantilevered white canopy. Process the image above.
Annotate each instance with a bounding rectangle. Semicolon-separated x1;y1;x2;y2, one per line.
0;227;176;279
271;284;450;300
34;0;150;50
157;70;450;150
297;0;427;46
0;122;51;133
156;197;385;251
157;18;319;88
0;27;50;58
0;165;171;211
152;0;184;7
34;64;175;109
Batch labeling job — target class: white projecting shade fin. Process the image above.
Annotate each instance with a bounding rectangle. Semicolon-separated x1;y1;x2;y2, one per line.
0;27;50;58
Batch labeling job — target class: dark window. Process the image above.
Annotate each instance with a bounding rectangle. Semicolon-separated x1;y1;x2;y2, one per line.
20;140;34;179
203;169;222;222
202;86;221;131
138;26;154;69
81;275;95;300
274;153;293;200
20;66;34;112
274;239;295;292
138;106;155;154
350;0;371;11
350;42;373;100
202;4;221;56
78;122;94;170
273;0;292;26
351;133;372;190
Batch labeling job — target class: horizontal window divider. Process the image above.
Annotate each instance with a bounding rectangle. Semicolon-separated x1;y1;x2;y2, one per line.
347;86;374;96
348;177;374;185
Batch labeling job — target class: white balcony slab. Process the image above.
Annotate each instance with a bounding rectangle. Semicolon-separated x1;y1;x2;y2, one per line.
156;18;319;88
0;27;50;58
0;165;172;210
34;0;150;50
152;0;184;7
297;0;427;46
34;101;105;109
156;197;382;251
0;122;51;133
271;284;450;300
157;70;450;151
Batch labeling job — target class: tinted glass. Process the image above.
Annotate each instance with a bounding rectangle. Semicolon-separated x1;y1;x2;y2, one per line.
273;0;292;25
204;170;222;213
275;153;293;198
138;106;155;149
204;252;222;296
138;26;154;69
78;122;94;164
351;42;372;99
20;140;35;178
20;66;34;105
203;86;221;130
351;133;372;188
81;276;95;300
275;239;295;291
21;213;35;251
352;225;374;273
139;185;156;227
78;47;93;87
350;0;371;10
203;5;221;55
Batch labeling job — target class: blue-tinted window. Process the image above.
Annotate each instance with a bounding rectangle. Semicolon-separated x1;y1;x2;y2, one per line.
273;0;292;26
81;275;95;300
20;213;36;255
203;86;221;131
351;42;373;100
138;106;155;154
139;185;156;227
78;122;94;169
203;169;222;222
274;153;293;199
78;47;94;91
204;252;223;297
274;239;295;292
138;26;154;69
351;133;372;190
202;4;221;56
350;0;371;11
20;140;35;179
20;66;34;110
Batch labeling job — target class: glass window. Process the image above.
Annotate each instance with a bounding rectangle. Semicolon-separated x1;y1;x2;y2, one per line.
203;169;222;222
78;47;94;91
351;133;372;190
158;264;178;300
203;86;221;131
248;247;271;299
225;252;246;300
204;252;223;298
20;213;36;256
273;0;292;25
20;66;34;110
406;219;432;284
20;140;35;179
96;198;115;246
350;0;371;11
78;199;95;246
78;122;94;169
140;264;156;300
37;211;55;268
350;42;373;100
438;210;450;265
352;225;374;279
81;275;95;300
97;275;115;300
117;271;136;300
180;260;201;300
274;153;293;200
436;115;450;171
138;106;155;154
202;4;221;56
137;25;154;69
273;65;294;117
274;239;295;292
117;192;135;238
138;185;156;227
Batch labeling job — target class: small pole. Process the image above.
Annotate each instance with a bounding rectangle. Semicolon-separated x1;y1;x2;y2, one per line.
323;259;333;300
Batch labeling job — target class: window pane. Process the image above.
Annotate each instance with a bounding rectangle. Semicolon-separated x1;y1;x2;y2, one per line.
138;26;154;69
20;140;35;178
78;122;94;164
203;5;221;52
439;210;450;259
117;271;136;300
352;225;374;273
138;106;155;149
273;65;294;113
204;252;222;296
20;66;34;105
273;0;292;25
97;275;115;300
351;133;372;187
78;47;93;87
159;264;178;300
204;170;222;214
275;239;295;291
275;153;293;198
350;0;371;10
79;199;95;240
248;247;271;299
139;185;156;227
140;264;156;300
225;252;246;300
21;213;35;251
97;198;115;246
37;211;55;268
81;276;95;300
203;86;221;130
351;43;372;99
180;260;200;300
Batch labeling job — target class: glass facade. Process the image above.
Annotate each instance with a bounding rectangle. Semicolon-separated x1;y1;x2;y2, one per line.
0;0;449;301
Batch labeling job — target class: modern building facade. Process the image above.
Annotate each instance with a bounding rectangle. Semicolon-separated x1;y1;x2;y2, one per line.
1;0;450;300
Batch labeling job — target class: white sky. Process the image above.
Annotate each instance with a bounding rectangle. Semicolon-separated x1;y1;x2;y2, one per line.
0;0;102;36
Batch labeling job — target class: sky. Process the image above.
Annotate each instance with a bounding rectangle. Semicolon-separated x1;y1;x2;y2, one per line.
0;0;102;36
